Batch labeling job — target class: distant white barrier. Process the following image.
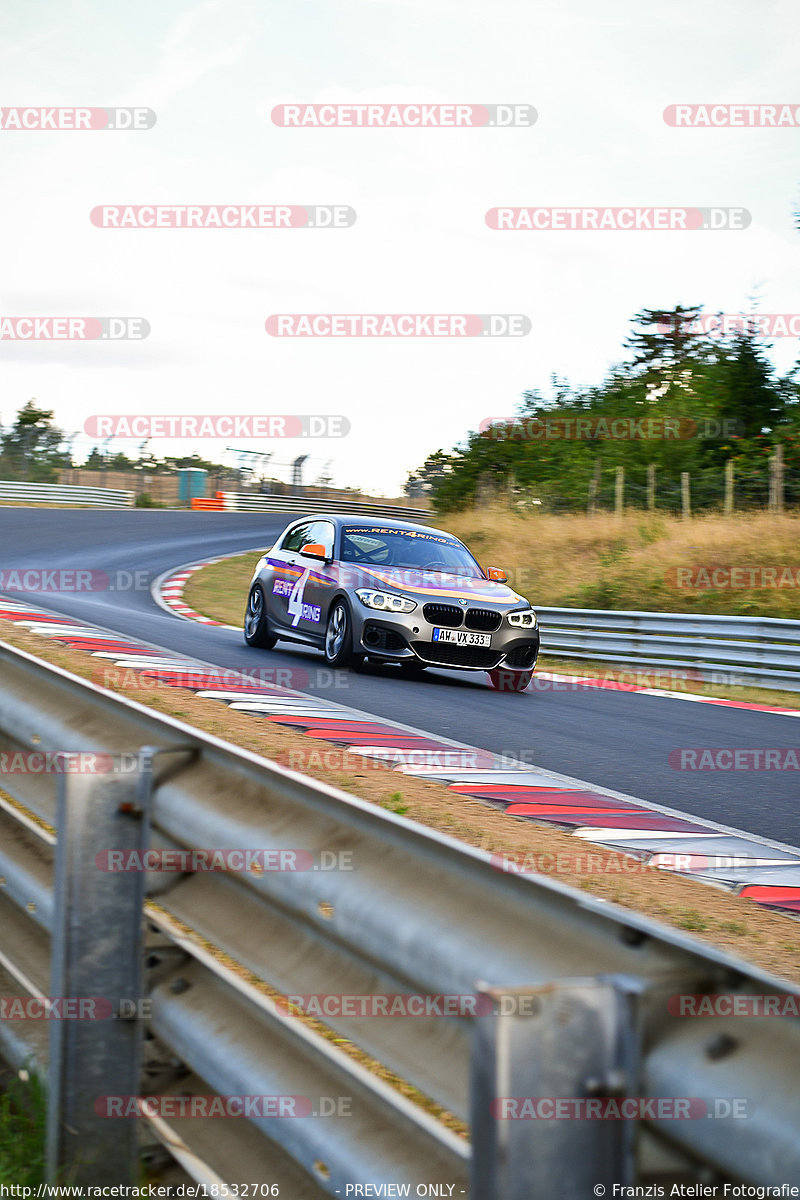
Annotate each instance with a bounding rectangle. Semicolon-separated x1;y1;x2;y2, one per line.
217;492;431;521
0;481;134;507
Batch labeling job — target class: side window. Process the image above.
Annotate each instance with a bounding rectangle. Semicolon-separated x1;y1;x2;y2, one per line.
305;520;335;557
281;522;314;553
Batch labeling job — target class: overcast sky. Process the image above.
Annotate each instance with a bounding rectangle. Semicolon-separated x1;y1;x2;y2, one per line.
1;0;799;493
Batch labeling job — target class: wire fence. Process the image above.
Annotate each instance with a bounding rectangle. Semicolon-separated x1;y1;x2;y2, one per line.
511;460;800;515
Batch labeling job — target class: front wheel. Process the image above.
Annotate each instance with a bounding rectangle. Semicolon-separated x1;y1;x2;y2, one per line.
324;598;363;669
488;667;532;692
244;584;277;648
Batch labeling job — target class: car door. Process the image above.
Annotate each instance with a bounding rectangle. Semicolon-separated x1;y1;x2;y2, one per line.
289;519;336;640
267;520;315;631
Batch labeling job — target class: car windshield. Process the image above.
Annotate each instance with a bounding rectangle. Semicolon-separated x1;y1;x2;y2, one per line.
340;526;484;578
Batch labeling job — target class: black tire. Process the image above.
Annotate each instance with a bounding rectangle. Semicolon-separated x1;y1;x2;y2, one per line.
488;667;532;692
244;584;278;648
324;598;363;669
400;659;427;677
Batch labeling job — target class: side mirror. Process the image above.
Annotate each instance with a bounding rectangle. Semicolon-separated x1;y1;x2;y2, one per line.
486;566;508;583
300;542;329;562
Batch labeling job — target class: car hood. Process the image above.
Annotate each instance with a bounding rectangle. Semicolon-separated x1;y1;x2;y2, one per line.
349;565;524;605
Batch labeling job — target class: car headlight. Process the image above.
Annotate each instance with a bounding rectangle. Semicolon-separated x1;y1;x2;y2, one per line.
356;589;417;614
507;608;537;628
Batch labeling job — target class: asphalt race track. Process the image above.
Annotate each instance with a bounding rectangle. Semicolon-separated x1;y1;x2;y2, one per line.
1;508;799;846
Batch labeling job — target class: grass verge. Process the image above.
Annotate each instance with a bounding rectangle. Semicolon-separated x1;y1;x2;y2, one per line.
445;507;800;619
182;551;260;626
0;1070;46;1186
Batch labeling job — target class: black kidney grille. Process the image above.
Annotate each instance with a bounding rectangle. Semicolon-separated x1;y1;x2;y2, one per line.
423;602;463;628
465;608;502;632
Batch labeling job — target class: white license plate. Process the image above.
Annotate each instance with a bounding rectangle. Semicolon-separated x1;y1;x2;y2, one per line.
432;628;491;647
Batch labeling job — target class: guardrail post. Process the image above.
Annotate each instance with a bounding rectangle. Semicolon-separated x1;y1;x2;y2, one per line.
47;750;154;1184
470;979;637;1196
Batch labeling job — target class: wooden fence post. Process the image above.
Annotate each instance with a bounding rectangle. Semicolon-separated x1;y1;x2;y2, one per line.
587;459;601;516
647;463;656;512
769;445;784;513
681;471;691;520
724;460;734;516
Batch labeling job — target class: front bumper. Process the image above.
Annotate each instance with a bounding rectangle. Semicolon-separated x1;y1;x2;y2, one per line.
354;607;540;673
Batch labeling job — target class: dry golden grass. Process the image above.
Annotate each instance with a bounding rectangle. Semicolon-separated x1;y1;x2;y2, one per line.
184;510;800;622
445;507;800;618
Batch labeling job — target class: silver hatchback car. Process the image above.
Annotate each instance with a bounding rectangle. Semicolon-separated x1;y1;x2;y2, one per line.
244;515;539;690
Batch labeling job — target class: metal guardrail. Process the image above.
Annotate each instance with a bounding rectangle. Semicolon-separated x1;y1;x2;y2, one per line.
217;492;431;521
537;606;800;691
0;480;134;507
1;639;799;1191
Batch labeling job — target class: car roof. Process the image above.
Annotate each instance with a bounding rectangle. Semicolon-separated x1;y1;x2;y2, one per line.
289;514;457;539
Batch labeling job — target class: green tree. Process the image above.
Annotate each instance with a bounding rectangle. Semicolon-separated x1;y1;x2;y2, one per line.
623;305;711;375
404;449;455;498
710;330;785;440
0;400;71;481
408;305;796;514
